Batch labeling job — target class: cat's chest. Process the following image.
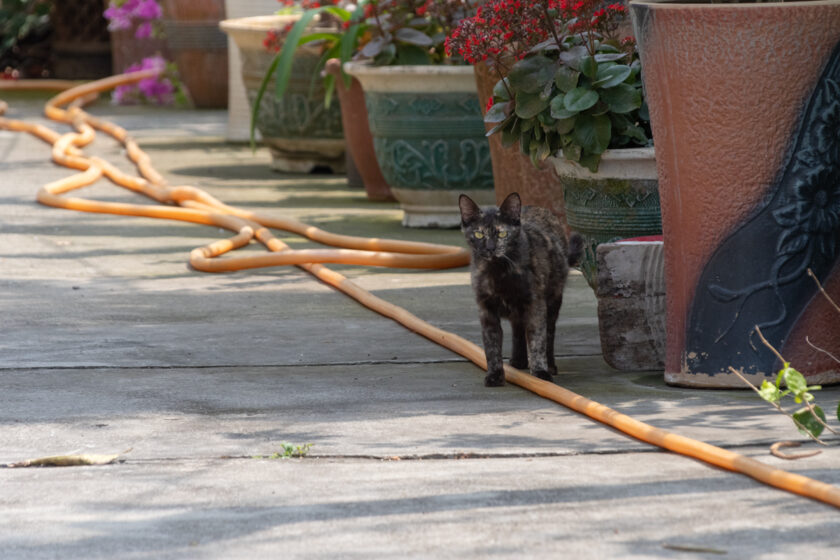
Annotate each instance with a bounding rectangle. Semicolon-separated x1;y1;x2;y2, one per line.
475;267;532;312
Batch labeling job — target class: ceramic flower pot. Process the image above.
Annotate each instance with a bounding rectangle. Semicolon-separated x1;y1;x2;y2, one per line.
344;62;494;228
221;15;345;173
473;61;569;236
161;0;229;109
632;0;840;387
324;58;395;201
548;147;661;288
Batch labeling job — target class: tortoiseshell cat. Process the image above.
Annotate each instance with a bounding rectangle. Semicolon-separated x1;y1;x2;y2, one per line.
459;192;583;387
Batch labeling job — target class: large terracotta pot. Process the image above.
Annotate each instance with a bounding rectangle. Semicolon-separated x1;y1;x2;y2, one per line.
344;62;494;228
324;59;395;201
473;61;568;234
632;0;840;387
548;148;661;288
221;15;345;173
161;0;228;108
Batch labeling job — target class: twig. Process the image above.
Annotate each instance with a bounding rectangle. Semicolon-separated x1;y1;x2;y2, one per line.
806;336;840;365
808;268;840;314
754;325;786;364
770;441;822;460
727;367;827;445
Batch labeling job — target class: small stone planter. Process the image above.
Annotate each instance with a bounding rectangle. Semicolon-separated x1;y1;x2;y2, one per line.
221;15;345;173
548;147;661;288
344;62;494;227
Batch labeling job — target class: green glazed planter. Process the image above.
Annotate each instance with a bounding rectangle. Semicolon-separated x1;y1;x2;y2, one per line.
344;62;494;227
549;148;661;288
221;15;345;173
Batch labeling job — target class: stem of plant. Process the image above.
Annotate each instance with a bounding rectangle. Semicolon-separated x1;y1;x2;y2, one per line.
728;366;827;445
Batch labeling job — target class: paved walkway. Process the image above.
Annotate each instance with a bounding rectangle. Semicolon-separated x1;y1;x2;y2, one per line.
1;93;839;558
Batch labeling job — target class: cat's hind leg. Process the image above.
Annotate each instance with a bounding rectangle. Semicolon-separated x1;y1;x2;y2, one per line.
525;301;552;381
545;298;562;377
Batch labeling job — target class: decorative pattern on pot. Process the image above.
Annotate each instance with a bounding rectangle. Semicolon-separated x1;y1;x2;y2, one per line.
221;15;345;173
549;147;661;288
632;0;840;387
345;63;494;228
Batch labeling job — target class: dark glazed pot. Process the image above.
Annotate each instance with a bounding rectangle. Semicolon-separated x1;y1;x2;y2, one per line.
325;59;395;201
632;0;840;387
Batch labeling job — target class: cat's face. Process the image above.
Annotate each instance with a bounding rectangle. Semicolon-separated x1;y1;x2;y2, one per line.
459;193;522;261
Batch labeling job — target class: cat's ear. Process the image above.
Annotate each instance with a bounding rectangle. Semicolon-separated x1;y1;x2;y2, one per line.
499;192;521;223
459;194;481;225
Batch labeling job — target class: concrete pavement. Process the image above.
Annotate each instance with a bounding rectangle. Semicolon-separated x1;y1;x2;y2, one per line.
1;92;839;558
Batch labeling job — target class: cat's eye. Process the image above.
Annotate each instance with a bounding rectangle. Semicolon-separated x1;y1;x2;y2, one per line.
473;231;484;239
497;231;508;238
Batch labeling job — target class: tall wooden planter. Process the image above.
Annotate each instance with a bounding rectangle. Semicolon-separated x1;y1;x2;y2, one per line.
631;0;840;387
161;0;228;108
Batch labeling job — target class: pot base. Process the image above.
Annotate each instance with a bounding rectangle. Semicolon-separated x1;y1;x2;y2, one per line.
265;138;346;174
392;188;495;229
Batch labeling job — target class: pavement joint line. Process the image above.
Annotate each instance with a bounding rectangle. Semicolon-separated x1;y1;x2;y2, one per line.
0;355;605;372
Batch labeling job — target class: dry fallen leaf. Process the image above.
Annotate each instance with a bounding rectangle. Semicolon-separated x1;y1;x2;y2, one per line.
3;448;131;468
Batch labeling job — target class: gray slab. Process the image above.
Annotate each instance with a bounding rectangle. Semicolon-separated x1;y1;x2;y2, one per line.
2;95;839;558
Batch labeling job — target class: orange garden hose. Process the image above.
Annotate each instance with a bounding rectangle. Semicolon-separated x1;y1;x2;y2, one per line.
2;72;840;510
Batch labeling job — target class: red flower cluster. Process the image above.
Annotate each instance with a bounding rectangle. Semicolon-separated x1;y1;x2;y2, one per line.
445;0;561;66
263;22;295;52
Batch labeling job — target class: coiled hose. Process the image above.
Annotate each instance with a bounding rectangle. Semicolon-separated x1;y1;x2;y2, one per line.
2;71;839;510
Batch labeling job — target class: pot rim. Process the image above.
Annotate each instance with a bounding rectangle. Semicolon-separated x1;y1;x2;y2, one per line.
343;61;478;93
548;146;657;181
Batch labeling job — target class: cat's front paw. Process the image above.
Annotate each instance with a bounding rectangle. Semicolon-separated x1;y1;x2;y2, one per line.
532;370;554;382
484;371;505;387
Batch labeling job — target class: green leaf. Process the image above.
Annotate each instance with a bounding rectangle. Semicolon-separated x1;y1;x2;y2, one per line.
554;66;580;93
564;87;599;113
580;56;597;79
501;125;519;147
837;399;840;423
520;130;532;155
758;380;781;403
394;27;434;46
250;53;282;149
782;366;808;395
396;44;432;65
793;406;826;438
550;94;578;120
558;45;588;71
515;91;550;119
508;55;556;94
493;78;511;101
572;113;611;155
554;116;576;135
485;101;511;123
599;83;642;114
579;152;602;173
273;9;328;102
562;142;581;162
592;64;632;89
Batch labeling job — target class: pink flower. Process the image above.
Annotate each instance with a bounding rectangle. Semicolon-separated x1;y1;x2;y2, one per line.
134;21;153;39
